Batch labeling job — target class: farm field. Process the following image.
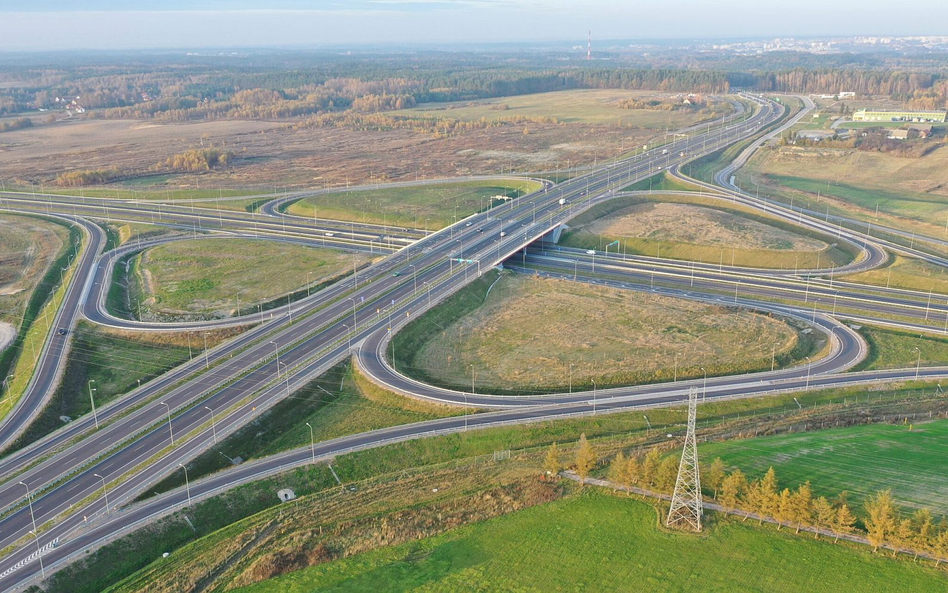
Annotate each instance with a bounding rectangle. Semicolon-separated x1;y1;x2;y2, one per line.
560;192;853;269
233;491;948;593
396;272;815;393
701;419;948;512
134;238;370;319
285;178;542;229
392;89;731;128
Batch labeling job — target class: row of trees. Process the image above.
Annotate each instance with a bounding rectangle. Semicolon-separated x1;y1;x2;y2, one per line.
0;117;32;132
545;437;948;563
158;148;233;173
56;169;121;186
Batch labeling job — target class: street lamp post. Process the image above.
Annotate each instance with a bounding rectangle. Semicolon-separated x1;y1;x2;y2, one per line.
342;323;352;351
88;379;98;429
93;473;110;515
270;341;280;376
914;347;921;380
569;363;573;394
205;406;218;443
203;332;210;369
159;402;174;446
591;379;597;415
700;367;707;402
28;530;45;579
179;463;192;507
305;422;315;463
19;481;37;535
805;356;812;391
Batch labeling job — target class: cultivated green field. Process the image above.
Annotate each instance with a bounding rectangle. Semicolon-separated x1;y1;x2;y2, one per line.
136;238;369;318
702;419;948;511
234;491;948;593
285;178;542;229
391;89;730;128
395;272;817;394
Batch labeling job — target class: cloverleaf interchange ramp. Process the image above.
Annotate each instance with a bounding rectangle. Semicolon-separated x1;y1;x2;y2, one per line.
2;94;943;591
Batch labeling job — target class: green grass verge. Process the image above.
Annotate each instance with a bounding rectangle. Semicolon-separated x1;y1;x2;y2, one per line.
2;322;192;454
284;179;542;230
140;363;457;498
851;325;948;372
232;490;948;593
621;171;702;192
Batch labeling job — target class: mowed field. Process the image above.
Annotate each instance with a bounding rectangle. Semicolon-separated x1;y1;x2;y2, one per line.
285;178;542;229
739;144;948;239
409;273;803;392
0;214;68;325
702;419;948;512
233;491;948;593
137;238;370;317
561;195;851;269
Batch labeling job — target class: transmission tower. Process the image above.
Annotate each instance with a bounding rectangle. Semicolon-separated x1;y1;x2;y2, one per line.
666;387;703;531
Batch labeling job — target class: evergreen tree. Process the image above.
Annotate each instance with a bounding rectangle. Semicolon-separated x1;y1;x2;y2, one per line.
791;482;813;533
641;448;661;488
834;504;857;543
719;470;747;513
608;452;629;492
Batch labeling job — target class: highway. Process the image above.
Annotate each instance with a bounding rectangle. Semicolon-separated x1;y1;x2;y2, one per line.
5;92;917;591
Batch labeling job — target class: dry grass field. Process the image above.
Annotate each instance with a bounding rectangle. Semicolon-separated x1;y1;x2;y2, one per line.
0;90;732;192
0;214;68;325
586;202;826;251
412;274;801;391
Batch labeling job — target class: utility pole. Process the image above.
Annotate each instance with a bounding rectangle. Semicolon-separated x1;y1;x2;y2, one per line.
666;387;703;532
88;379;98;429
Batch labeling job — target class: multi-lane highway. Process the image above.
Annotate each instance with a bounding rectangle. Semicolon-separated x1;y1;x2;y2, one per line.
6;92;940;591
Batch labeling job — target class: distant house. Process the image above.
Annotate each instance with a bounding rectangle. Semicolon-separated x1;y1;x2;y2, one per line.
908;124;934;138
888;129;910;140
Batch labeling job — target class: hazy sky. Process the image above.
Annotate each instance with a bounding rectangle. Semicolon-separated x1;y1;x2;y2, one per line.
1;0;946;51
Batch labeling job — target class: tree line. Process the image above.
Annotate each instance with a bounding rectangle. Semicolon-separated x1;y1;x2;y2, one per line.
545;436;948;564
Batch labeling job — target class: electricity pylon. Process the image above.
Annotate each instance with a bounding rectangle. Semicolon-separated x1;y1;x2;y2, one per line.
666;387;702;531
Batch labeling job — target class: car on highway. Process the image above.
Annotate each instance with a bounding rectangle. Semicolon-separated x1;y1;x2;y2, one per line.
500;231;507;237
325;232;335;237
57;328;67;336
465;222;473;227
586;250;596;255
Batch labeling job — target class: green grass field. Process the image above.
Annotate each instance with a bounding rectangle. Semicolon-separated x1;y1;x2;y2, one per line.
844;255;948;295
285;179;542;230
38;186;260;202
702;419;948;512
852;326;948;372
3;322;194;452
233;490;948;593
137;238;367;318
143;364;458;496
391;89;730;128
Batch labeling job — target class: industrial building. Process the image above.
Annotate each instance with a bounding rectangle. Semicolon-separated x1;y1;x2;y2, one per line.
852;109;946;123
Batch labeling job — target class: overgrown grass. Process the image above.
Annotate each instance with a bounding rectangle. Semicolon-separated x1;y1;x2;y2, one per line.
621;170;702;192
843;255;948;295
233;490;948;593
284;179;542;230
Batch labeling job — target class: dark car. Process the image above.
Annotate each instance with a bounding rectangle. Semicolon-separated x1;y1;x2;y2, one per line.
58;328;67;336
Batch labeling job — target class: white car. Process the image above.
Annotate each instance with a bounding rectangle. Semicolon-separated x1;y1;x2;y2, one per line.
586;249;596;255
325;232;335;237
